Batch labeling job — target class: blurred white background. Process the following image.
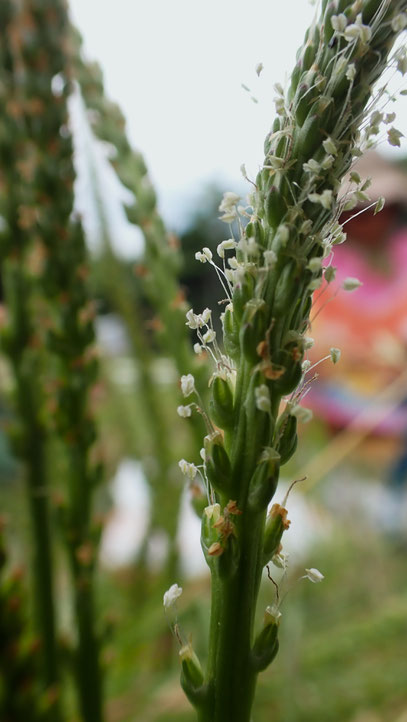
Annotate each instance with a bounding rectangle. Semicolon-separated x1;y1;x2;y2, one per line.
69;0;407;229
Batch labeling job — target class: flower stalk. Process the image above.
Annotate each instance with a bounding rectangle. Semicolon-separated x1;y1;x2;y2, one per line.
177;2;407;720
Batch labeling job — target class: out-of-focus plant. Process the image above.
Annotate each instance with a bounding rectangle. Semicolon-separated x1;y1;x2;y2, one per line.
169;2;407;720
71;40;197;383
19;2;104;720
0;1;104;720
70;41;211;563
0;2;61;715
0;517;51;722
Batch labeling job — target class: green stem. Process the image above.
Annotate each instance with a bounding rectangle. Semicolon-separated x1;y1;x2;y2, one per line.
204;363;269;721
65;448;103;722
25;427;61;709
10;266;61;720
71;562;103;722
205;512;264;721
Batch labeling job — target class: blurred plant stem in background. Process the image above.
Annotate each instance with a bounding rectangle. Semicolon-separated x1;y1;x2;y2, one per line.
0;1;105;720
70;38;211;577
0;3;61;717
172;2;407;720
0;517;55;721
17;2;105;720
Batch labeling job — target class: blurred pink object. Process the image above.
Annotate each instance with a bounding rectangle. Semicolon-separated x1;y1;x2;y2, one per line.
309;227;407;434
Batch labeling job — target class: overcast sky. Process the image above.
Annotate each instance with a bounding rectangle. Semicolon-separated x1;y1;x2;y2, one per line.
68;1;407;229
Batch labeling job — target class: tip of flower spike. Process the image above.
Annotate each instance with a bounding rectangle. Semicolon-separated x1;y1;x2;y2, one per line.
163;583;183;608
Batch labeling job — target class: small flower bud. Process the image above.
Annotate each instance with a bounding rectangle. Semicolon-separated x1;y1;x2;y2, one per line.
219;210;238;223
304;336;314;349
387;127;403;148
265;603;282;625
263;249;277;267
331;13;347;33
204;431;231;494
255;384;271;413
263;503;290;562
300;219;313;235
200;307;211;324
210;374;234;429
350;171;361;185
307;257;322;273
271;551;288;570
317;155;331;172
305;567;324;583
342;277;362;292
163;583;183;609
204;503;221;523
276;224;289;245
179;643;205;705
248;447;280;511
177;405;192;418
324;266;336;283
195;247;213;262
251;605;280;672
374;197;385;215
330;347;341;364
344;21;371;44
181;373;196;397
203;329;216;344
186;309;202;329
217;239;237;258
308;278;322;292
392;13;407;32
275;413;298;465
322;137;337;155
308;189;333;210
255;62;264;76
178;459;198;480
291;405;313;424
303;159;320;174
240;299;267;364
219;191;240;211
397;50;407;75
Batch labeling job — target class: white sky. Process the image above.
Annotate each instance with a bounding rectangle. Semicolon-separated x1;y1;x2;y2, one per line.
68;0;407;229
